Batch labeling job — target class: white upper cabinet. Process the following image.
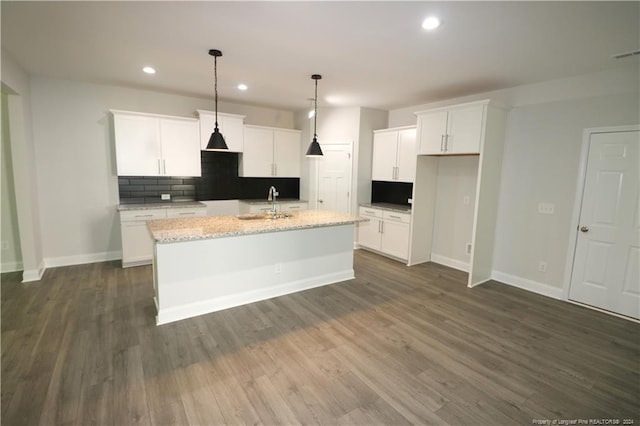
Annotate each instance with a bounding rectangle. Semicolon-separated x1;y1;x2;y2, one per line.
372;126;416;183
197;110;245;152
416;102;485;155
112;110;201;177
239;125;301;177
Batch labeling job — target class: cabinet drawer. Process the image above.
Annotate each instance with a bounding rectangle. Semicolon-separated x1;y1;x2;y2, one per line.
166;208;206;218
281;202;308;211
383;211;411;224
120;209;166;222
359;207;383;218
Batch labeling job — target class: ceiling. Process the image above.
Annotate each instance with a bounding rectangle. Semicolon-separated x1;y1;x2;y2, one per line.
2;1;638;111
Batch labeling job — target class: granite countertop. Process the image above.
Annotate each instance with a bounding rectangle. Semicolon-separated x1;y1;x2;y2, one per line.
117;201;206;211
147;209;366;243
240;199;308;205
360;202;412;214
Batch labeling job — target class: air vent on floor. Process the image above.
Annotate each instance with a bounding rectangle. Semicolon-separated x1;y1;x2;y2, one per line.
613;49;640;59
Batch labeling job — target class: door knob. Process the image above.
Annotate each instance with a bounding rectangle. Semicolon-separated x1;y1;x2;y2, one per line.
318;200;323;203
580;226;589;232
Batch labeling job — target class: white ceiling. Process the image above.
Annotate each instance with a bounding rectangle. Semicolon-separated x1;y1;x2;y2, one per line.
2;1;638;111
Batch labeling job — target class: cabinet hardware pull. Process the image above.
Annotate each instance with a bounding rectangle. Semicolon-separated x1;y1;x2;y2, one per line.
179;212;195;215
163;159;167;175
135;214;154;218
389;215;401;219
158;159;162;174
288;206;300;209
440;135;445;152
444;134;450;152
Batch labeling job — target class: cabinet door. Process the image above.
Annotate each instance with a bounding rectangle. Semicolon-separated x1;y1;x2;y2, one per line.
372;131;398;181
219;115;245;152
199;111;245;152
160;118;201;177
273;130;301;177
396;129;417;183
381;220;410;260
417;110;448;155
281;202;308;212
357;217;381;251
240;127;274;177
114;114;162;176
446;104;484;154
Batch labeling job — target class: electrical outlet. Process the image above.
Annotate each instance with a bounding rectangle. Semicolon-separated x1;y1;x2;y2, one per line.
538;261;547;273
161;194;171;201
465;242;472;255
274;263;282;273
408;198;413;204
538;202;555;214
1;241;8;250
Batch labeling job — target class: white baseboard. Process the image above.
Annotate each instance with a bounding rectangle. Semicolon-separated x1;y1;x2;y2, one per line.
430;253;470;273
22;260;45;282
491;270;563;300
44;251;121;268
157;270;354;325
1;260;23;273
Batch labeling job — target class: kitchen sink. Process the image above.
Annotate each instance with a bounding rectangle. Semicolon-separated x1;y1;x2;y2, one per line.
237;212;292;220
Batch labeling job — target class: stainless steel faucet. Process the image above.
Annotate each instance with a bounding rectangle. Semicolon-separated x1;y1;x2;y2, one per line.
267;186;278;213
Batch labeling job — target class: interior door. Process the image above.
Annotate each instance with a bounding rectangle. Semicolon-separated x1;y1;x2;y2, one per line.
569;130;639;319
317;144;352;214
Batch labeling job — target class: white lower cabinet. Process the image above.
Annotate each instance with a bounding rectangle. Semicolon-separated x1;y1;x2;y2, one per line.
357;207;411;261
119;206;206;267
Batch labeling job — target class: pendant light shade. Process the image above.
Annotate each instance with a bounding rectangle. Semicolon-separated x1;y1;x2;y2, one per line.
306;74;323;157
206;49;228;150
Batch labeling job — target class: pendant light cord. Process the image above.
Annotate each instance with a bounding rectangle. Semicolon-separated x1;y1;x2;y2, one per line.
214;55;219;129
313;78;318;139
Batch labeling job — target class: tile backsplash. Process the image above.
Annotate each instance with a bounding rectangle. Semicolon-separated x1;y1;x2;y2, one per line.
118;151;299;204
371;180;413;206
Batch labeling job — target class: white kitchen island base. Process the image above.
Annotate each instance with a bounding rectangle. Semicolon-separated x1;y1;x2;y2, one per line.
153;223;355;325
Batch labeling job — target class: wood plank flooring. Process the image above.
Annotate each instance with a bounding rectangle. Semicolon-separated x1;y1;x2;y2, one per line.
2;250;639;425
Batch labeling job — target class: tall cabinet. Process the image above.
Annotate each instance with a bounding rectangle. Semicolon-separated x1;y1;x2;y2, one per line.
408;99;507;287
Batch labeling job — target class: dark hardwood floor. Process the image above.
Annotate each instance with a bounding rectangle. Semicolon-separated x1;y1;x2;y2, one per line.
2;249;638;425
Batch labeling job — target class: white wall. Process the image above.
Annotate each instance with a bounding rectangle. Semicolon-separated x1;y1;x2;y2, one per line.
1;92;23;272
27;76;295;266
1;52;45;281
388;65;640;296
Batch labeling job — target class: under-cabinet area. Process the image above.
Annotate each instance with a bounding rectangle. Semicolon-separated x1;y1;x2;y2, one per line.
119;203;206;267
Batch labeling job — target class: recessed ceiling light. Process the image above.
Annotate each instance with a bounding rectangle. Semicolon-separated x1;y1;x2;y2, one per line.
237;83;248;91
142;66;156;74
422;16;441;30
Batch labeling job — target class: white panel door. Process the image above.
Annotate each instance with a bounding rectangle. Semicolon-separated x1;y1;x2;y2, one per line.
371;131;397;181
396;128;417;182
446;104;484;154
317;144;352;214
160;118;201;177
273;130;301;177
569;130;640;319
114;114;161;176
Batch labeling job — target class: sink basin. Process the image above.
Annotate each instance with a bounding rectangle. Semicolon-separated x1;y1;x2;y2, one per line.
237;212;292;221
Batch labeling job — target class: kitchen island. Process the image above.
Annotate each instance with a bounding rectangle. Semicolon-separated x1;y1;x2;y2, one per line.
147;210;365;325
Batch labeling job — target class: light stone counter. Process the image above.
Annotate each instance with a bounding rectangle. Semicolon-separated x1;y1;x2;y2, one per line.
118;201;205;211
148;209;365;244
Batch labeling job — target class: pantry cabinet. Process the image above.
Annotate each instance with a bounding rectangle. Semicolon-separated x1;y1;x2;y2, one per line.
417;103;484;155
112;110;201;177
410;99;508;287
372;126;417;183
357;206;411;261
239;125;301;177
197;110;245;152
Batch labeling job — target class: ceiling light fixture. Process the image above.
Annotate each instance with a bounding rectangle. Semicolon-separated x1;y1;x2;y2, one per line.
422;16;441;30
142;66;156;74
237;83;248;91
206;49;228;150
306;74;323;157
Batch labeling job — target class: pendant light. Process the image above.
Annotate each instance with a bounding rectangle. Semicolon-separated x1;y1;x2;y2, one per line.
206;49;228;150
305;74;323;157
